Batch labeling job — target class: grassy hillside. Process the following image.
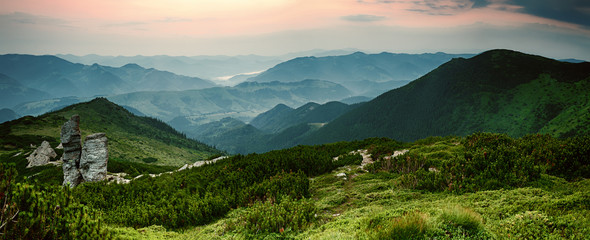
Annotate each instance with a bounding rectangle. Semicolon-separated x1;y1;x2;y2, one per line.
102;133;590;239
304;49;590;144
1;98;222;167
4;132;587;239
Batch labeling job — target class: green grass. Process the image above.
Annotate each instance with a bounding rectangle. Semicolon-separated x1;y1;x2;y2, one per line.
113;174;587;239
102;136;588;239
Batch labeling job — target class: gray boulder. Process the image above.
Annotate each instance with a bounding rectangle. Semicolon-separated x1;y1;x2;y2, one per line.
61;115;83;187
80;133;108;182
26;140;57;168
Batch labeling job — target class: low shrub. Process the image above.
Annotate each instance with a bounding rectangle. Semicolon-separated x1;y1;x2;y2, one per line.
227;196;317;234
384;152;426;174
369;133;561;192
245;170;310;204
336;153;363;166
451;142;541;192
73;142;360;229
0;163;110;239
496;211;557;239
518;134;590;180
440;205;484;232
141;157;157;163
367;211;429;240
365;138;406;160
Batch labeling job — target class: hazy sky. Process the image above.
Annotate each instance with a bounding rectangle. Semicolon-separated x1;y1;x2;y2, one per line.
1;0;589;60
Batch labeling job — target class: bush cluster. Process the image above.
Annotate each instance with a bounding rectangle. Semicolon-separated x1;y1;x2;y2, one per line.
496;211;557;239
518;134;590;180
366;211;429;240
228;196;317;234
367;133;589;193
0;163;109;239
439;205;484;233
368;152;426;175
72;140;378;229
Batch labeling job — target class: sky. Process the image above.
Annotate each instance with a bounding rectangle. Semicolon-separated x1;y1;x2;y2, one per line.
1;0;589;60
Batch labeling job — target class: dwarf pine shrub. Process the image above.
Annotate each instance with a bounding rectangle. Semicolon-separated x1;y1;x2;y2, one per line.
227;196;317;234
367;211;429;240
0;163;109;239
440;205;484;232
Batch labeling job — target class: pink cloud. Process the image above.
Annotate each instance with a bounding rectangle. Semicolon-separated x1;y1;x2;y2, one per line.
1;0;588;58
1;0;584;36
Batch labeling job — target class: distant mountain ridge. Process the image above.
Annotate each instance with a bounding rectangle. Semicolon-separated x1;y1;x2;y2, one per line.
301;49;590;144
0;108;19;123
249;51;474;96
0;73;54;109
56;49;361;82
0;54;217;108
181;101;362;154
14;79;353;124
188;49;590;154
249;104;294;132
113;79;352;123
250;101;357;133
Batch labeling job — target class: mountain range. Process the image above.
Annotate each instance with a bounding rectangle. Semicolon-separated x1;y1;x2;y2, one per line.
12;79;353;125
56;49;361;83
303;49;590;144
0;73;54;110
174;49;590;154
2;49;589;239
4;49;589;156
4;51;476;123
249;51;474;96
0;54;216;109
110;79;352;123
250;101;358;133
176;101;360;154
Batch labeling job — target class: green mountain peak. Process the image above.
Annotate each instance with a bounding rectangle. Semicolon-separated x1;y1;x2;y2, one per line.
303;49;590;144
1;97;222;166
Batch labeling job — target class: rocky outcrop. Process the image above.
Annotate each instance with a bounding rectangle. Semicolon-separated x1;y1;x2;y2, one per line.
26;140;57;168
60;115;108;187
106;172;130;184
80;133;108;182
177;156;227;171
61;115;83;187
131;156;228;182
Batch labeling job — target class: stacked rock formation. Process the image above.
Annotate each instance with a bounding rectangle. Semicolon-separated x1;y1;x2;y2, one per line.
26;140;57;168
80;133;108;182
61;115;108;187
61;115;83;187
